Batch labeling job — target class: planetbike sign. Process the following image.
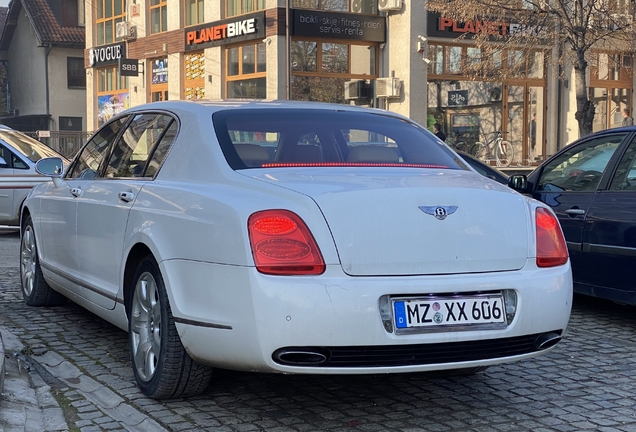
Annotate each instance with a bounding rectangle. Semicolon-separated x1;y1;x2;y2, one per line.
185;12;265;51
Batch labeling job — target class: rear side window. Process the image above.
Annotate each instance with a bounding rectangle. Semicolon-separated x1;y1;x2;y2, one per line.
105;114;174;178
213;109;462;170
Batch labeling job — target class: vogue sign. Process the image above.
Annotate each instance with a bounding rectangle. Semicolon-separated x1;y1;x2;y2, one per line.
89;42;126;67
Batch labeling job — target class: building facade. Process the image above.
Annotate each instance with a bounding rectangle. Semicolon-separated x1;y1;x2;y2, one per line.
84;1;634;165
0;0;86;138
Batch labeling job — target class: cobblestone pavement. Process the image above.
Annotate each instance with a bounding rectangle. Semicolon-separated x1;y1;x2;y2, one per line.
2;229;636;432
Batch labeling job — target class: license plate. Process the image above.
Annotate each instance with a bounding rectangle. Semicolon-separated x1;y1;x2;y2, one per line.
393;295;506;332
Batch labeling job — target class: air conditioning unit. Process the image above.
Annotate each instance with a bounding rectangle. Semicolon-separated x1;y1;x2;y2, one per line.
116;21;136;40
344;80;372;100
378;0;402;12
375;77;401;98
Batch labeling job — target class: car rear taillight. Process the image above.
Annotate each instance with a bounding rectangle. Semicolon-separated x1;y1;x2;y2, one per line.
248;210;326;275
535;207;568;268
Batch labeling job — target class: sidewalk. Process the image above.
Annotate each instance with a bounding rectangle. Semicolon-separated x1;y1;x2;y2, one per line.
0;228;69;431
0;326;69;432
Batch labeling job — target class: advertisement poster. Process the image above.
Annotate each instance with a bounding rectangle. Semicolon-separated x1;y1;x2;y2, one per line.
97;92;129;126
152;58;168;84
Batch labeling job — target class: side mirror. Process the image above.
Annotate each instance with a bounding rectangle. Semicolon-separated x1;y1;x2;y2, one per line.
508;174;528;192
36;157;64;177
0;156;6;166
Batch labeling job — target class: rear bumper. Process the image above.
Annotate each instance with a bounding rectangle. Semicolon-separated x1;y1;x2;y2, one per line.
161;259;572;373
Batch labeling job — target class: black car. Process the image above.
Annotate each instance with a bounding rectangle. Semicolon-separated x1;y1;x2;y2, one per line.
457;151;509;184
509;127;636;304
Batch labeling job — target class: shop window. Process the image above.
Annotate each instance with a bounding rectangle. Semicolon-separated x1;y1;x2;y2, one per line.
95;0;126;45
67;57;86;89
428;44;545;79
593;52;632;82
226;0;265;17
150;58;169;102
97;66;129;127
448;47;462;74
226;43;266;98
291;40;377;103
292;40;376;76
185;0;204;26
150;0;168;34
185;52;205;100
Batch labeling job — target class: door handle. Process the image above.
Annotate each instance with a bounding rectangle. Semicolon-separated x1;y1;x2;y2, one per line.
118;191;135;203
565;208;586;216
70;188;82;197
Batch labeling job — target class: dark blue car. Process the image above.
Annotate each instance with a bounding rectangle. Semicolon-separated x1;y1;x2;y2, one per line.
509;127;636;304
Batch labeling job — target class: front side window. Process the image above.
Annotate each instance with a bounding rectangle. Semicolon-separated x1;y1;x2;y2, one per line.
213;109;463;171
150;0;168;34
537;134;625;192
68;117;129;179
95;0;126;45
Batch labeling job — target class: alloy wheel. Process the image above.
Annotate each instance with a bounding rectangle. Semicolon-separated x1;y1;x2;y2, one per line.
130;271;162;382
20;225;37;297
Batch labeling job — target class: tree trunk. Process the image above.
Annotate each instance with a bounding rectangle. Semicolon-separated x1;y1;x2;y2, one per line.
573;53;594;137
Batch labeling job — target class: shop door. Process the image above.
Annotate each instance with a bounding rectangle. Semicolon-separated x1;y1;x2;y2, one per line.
149;57;169;103
504;84;545;166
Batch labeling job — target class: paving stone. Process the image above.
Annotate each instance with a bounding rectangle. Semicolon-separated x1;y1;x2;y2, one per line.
4;231;636;431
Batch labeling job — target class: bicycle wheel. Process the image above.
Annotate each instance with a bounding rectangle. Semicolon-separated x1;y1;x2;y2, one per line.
495;140;513;167
470;142;486;160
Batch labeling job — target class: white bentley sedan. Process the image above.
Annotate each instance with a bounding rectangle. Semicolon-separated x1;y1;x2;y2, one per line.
21;100;572;399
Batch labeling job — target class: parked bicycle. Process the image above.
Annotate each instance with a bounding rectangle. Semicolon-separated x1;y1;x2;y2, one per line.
448;132;480;155
471;131;514;167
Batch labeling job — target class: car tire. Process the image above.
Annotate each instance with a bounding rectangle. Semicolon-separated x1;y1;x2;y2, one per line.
20;215;67;306
128;255;212;399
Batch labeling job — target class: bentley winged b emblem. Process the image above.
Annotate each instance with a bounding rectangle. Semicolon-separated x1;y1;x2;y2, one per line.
418;206;458;220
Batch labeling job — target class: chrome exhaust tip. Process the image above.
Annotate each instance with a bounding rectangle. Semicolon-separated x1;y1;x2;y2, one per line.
535;331;562;350
272;348;330;366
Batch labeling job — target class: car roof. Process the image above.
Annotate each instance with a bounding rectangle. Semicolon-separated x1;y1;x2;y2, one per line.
121;99;411;120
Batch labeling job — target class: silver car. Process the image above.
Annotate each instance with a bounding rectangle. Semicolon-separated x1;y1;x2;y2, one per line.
0;126;68;226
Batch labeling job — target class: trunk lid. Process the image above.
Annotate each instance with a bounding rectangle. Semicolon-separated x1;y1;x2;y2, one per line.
244;168;530;276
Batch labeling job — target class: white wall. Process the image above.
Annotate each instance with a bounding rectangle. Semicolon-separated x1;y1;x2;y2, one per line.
48;47;87;131
7;10;46;115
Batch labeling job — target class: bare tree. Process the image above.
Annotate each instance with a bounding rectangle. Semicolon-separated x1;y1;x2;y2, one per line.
426;0;636;137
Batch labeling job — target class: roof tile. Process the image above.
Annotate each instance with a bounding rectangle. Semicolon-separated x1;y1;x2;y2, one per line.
22;0;84;46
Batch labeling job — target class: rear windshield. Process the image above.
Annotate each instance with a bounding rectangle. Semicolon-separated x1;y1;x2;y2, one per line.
213;109;464;171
